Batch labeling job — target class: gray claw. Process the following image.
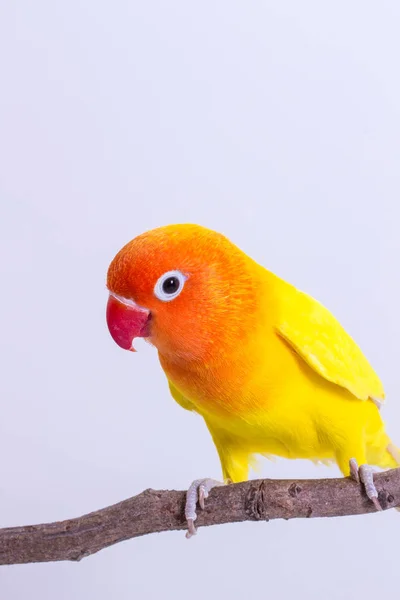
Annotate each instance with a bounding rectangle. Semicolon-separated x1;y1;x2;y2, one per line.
349;459;382;511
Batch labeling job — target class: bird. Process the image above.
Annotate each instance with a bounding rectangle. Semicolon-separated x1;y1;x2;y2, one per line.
106;223;399;537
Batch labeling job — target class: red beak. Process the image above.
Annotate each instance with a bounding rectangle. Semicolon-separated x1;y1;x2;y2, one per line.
106;293;151;352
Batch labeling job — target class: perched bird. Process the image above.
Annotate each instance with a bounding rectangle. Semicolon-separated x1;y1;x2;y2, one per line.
106;224;399;536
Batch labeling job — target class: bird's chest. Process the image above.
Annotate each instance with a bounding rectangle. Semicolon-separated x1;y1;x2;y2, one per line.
159;342;336;461
159;351;280;420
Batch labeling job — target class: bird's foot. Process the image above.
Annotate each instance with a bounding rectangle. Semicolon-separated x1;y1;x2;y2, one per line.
185;478;224;539
349;458;382;511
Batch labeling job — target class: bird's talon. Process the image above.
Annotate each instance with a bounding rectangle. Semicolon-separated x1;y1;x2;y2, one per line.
184;478;224;538
199;484;209;509
186;519;197;538
349;458;360;483
349;459;382;511
199;490;205;510
372;496;383;511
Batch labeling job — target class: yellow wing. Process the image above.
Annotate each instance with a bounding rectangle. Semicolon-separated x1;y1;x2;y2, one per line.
275;281;385;402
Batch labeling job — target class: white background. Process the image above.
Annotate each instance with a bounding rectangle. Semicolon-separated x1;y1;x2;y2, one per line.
1;2;399;599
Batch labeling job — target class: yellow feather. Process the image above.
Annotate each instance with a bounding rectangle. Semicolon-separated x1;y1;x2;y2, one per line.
275;277;385;401
166;265;396;484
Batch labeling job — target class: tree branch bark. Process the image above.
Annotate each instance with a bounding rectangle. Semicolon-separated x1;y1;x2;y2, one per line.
1;468;399;565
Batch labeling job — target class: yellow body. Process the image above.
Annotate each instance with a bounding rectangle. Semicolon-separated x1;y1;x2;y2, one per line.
107;224;398;484
163;265;395;483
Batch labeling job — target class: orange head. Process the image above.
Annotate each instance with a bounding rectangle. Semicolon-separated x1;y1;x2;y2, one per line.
106;224;261;361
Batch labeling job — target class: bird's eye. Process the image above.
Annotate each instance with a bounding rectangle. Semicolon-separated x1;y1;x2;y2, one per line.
154;270;187;302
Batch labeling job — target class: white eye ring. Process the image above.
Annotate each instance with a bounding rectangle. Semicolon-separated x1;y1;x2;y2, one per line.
154;270;187;302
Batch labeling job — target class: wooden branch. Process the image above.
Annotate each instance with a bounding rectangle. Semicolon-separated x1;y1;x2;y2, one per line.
1;469;399;565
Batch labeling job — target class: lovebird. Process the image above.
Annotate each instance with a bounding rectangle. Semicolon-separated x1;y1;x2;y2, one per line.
106;224;399;536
